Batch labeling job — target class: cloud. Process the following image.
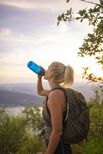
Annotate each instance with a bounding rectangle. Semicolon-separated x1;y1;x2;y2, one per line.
0;0;97;83
0;0;100;18
0;28;12;36
0;3;58;34
0;25;80;83
0;20;90;72
0;18;91;62
0;0;68;12
0;0;94;35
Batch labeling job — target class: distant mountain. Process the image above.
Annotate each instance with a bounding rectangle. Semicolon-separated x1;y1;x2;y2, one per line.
72;82;96;101
0;83;38;95
0;89;42;107
0;82;98;107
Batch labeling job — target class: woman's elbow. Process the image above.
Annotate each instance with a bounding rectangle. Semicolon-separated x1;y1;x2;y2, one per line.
52;130;62;138
37;91;42;96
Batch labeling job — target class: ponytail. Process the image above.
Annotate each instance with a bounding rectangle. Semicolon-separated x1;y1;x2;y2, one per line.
49;62;74;88
64;65;74;87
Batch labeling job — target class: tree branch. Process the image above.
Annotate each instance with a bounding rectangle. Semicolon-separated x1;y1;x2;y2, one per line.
81;0;100;6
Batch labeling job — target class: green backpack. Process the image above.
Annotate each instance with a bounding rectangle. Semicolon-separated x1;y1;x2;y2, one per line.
46;87;90;145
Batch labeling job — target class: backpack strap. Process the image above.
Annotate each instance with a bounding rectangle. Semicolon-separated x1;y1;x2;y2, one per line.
60;139;65;154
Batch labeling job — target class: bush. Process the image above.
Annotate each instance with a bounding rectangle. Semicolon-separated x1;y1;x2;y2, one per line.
72;99;103;154
84;137;103;154
0;108;26;154
0;107;45;154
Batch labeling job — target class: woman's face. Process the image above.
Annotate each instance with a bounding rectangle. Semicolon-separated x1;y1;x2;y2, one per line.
44;65;53;80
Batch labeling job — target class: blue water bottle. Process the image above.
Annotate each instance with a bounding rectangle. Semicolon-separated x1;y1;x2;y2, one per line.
27;61;45;77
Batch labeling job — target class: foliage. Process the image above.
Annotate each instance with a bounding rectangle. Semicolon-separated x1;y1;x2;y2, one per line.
89;104;103;136
57;0;103;83
23;106;45;152
83;101;103;154
16;133;43;154
23;106;44;136
84;137;103;154
0;106;45;154
83;93;103;154
0;108;26;154
0;98;103;154
72;91;103;154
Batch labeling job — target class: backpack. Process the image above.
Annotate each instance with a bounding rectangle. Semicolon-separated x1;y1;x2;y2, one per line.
47;86;90;145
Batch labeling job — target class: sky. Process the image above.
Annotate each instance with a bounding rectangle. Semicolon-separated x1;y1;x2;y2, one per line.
0;0;102;84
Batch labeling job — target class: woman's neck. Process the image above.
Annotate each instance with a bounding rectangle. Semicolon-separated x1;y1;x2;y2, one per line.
49;79;59;88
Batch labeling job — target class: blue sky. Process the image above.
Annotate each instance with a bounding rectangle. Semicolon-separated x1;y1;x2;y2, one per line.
0;0;101;83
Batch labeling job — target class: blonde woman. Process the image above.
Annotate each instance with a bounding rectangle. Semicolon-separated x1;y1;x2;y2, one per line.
37;61;73;154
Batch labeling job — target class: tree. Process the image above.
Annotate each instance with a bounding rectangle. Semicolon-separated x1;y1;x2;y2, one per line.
57;0;103;84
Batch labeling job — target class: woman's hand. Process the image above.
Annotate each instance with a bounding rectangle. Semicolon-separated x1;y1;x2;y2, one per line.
38;75;42;79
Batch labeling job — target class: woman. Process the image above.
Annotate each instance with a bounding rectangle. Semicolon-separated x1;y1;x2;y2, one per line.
37;61;74;154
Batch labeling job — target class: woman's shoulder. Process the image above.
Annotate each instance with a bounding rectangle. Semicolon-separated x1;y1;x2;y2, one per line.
48;88;66;106
49;88;65;98
47;89;66;113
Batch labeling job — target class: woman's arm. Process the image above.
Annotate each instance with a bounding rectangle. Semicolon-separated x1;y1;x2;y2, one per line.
37;76;49;96
45;90;65;154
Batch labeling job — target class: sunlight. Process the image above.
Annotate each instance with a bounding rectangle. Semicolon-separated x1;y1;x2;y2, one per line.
92;67;103;78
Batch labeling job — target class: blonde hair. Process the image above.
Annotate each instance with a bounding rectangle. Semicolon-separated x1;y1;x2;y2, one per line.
50;62;74;87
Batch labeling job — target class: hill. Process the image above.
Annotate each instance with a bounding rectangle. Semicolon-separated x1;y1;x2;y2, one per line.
0;89;42;107
0;82;98;107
